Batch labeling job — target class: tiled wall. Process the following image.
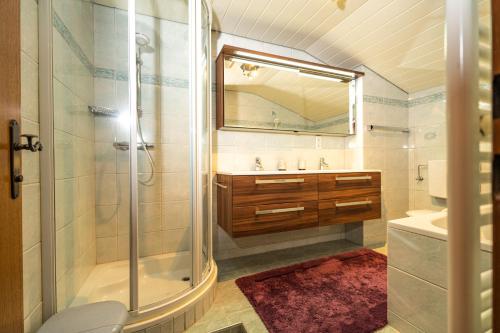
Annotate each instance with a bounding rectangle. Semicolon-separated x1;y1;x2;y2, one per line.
225;91;316;130
21;0;42;331
52;0;96;310
211;32;347;260
224;91;349;133
408;87;447;211
93;5;192;263
345;66;410;246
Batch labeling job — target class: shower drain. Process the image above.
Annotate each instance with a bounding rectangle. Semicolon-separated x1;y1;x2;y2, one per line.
182;277;190;282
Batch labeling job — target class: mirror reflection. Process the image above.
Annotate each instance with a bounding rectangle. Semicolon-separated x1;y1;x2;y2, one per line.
222;57;355;135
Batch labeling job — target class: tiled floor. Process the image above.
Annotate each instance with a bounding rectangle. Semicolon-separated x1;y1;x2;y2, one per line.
187;240;397;333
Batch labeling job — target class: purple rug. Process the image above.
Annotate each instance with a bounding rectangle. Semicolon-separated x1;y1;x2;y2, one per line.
235;249;387;333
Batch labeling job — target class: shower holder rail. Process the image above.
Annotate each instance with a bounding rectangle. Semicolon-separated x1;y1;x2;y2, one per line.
88;105;120;117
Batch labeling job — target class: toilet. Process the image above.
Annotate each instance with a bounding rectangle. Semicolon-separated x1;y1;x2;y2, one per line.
407;160;448;217
37;301;128;333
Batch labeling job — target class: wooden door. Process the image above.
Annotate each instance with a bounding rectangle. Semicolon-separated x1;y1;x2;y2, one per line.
492;0;499;332
0;0;24;332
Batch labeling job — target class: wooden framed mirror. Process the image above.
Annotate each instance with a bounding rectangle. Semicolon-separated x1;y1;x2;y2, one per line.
216;45;364;136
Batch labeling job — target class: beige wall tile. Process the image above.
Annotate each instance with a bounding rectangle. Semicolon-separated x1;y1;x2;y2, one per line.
24;303;42;333
23;244;42;317
97;236;118;263
22;184;40;252
96;205;118;237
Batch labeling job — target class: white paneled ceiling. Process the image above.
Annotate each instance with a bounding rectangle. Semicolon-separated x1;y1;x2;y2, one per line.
212;0;491;93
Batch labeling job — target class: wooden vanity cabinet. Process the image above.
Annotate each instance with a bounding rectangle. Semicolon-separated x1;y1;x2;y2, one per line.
318;173;382;225
216;172;381;238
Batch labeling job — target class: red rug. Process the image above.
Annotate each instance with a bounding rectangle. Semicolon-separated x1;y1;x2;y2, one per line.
235;249;387;333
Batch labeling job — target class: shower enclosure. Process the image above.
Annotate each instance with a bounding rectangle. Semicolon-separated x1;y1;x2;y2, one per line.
39;0;214;326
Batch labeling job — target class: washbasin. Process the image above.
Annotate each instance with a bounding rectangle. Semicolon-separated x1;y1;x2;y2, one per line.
431;216;447;230
431;215;492;243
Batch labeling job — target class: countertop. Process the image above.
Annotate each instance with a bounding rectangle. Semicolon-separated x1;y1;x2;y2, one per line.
216;169;381;176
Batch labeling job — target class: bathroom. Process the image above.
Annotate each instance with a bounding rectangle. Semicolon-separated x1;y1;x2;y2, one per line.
0;0;497;332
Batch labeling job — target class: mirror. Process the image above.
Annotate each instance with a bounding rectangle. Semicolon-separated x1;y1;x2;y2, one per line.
216;46;363;136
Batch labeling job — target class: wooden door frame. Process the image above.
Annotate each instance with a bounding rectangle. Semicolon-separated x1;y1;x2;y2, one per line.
0;0;24;332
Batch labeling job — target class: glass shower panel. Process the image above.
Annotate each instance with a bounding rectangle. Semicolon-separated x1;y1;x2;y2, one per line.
201;0;211;275
53;0;131;310
136;0;194;308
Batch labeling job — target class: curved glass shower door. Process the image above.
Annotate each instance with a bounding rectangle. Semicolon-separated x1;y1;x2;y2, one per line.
201;0;211;276
133;0;195;308
52;0;131;311
49;0;211;317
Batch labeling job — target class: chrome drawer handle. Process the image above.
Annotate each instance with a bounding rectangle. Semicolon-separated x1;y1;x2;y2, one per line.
256;207;305;215
335;176;372;181
255;178;305;184
335;200;372;208
214;182;228;189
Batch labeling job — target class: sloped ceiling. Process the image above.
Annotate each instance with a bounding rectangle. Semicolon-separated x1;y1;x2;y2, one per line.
212;0;491;93
225;62;349;121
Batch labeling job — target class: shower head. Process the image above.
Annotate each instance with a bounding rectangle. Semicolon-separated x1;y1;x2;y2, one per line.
135;33;150;48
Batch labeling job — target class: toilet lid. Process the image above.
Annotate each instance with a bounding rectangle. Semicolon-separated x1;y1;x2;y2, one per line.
406;209;437;217
38;301;128;333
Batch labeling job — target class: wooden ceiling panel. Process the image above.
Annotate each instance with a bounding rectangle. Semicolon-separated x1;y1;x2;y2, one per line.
292;0;369;50
324;1;443;65
212;0;448;93
339;24;444;69
305;0;394;57
96;0;491;93
219;0;253;33
232;0;269;36
313;0;415;61
270;0;329;46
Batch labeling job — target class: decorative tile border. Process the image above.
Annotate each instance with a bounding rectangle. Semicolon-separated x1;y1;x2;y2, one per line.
55;11;191;89
364;91;446;108
363;95;408;108
55;9;448;106
408;91;446;107
53;11;94;73
93;67;190;89
226;116;348;131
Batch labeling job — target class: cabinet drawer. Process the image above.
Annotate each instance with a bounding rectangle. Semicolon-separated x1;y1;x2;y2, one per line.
319;172;381;200
319;195;381;225
232;201;318;237
233;174;318;205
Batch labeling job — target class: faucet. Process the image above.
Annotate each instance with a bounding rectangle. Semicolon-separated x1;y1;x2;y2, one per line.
319;157;329;170
255;157;264;171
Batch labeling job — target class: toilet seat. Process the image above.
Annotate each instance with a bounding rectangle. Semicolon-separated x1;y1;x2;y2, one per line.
37;301;128;333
